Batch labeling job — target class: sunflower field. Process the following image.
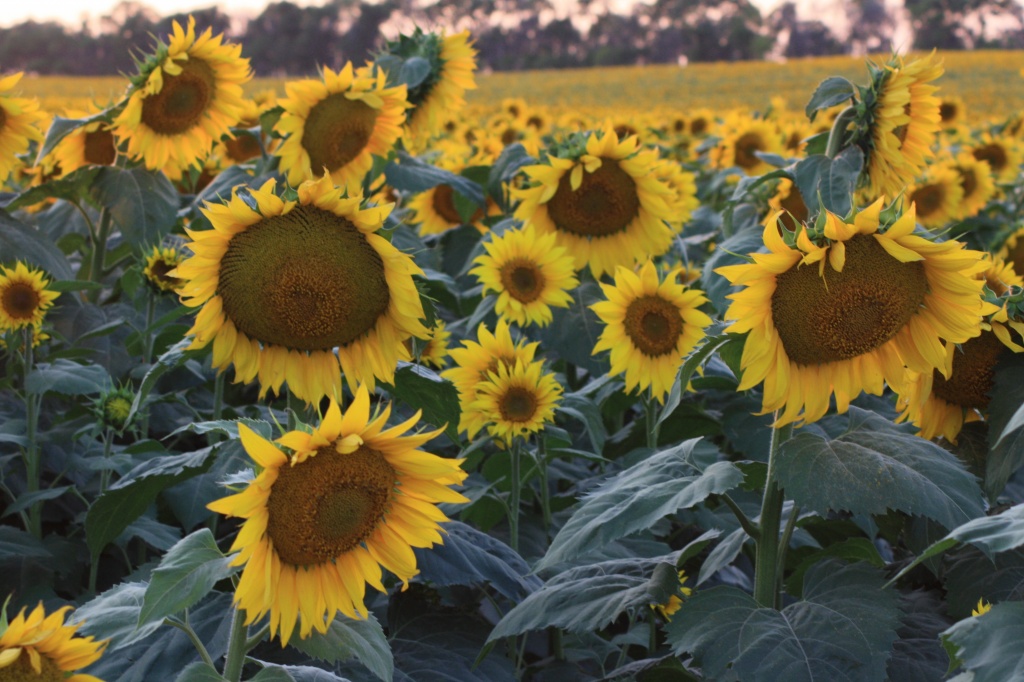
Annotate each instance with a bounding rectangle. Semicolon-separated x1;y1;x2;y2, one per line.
4;17;1024;682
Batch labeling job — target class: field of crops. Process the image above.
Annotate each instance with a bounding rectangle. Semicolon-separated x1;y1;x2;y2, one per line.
4;21;1024;682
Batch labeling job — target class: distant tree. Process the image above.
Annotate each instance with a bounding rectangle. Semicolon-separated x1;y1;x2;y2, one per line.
769;4;843;59
905;0;1024;49
241;1;341;75
846;0;896;53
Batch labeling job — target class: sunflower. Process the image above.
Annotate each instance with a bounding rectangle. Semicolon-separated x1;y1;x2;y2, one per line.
968;133;1023;184
464;359;563;442
653;160;699;232
686;109;714;138
592;260;711;402
112;17;251;180
905;162;964;229
651;569;693;621
709;113;785;176
208;385;468;645
0;72;46;184
406;151;497;236
411;320;450;369
402;31;478;142
514;125;675;277
143;244;186;292
0;261;60;331
999;226;1024;279
274;63;407;190
0;322;49;352
52;107;117;175
469;225;578;328
717;198;989;427
861;52;943;199
175;175;428;404
767;178;810;233
950;152;996;220
0;603;107;681
938;95;966;128
217;97;270;165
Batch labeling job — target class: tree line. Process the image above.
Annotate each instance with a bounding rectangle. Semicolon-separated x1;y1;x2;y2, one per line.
2;0;1023;76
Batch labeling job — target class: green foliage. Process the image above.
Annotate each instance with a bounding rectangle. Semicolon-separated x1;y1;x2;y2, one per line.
139;529;236;627
943;602;1024;682
805;77;857;120
289;615;393;682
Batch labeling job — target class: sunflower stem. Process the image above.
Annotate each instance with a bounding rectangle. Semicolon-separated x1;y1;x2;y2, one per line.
88;208;111;301
825;106;858;159
22;328;42;538
776;503;801;595
536;442;552;532
753;420;792;609
508;438;523;553
99;429;114;493
165;613;216;670
644;391;661;450
208;372;226;446
720;493;759;540
222;606;250;682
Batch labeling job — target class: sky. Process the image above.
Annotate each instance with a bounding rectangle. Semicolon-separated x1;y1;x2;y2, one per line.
0;0;793;29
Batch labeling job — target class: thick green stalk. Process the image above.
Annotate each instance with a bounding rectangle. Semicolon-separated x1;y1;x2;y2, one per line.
825;105;858;159
88;209;111;301
753;420;792;608
508;439;522;553
221;607;249;682
22;329;41;538
645;391;661;450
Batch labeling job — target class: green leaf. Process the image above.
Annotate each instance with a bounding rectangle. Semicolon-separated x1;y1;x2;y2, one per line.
793;154;832;215
2;486;72;518
139;529;235;626
667;561;901;682
398;56;432;88
174;662;225;682
72;582;164;649
887;591;954;682
942;602;1024;682
86;446;218;556
251;666;349;682
489;553;682;638
538;440;742;570
784;537;884;596
0;526;50;562
805;76;856;120
384;152;485;208
775;407;984;530
35;108;118;163
817;145;864;217
701;226;763;315
656;332;731;430
26;359;111;396
90;167;178;249
381;362;461;442
487;143;535;208
289;614;392;682
47;280;104;293
169;418;274;440
985;353;1024;499
128;337;197;424
413;521;541;602
530;280;609;377
1;166;101;210
558;393;607;455
0;209;73;279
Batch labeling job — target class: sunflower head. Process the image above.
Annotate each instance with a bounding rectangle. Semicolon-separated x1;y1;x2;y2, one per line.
717;198;988;427
905;161;964;229
709;113;785;176
651;569;693;620
0;602;107;680
94;385;137;434
464;359;563;443
208;385;467;645
0;261;60;331
950;151;996;220
143;244;186;293
409;320;451;369
0;72;47;184
176;175;428;404
112;16;251;179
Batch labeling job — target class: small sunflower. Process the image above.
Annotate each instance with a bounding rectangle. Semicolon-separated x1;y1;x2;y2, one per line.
274;63;408;190
861;52;943;199
969;133;1023;184
717;199;989;427
592;260;712;402
687;109;714;138
208;385;468;645
469;224;579;328
653;160;699;232
52;107;118;175
406;151;497;236
143;244;186;293
950;152;996;220
938;95;966;128
412;320;450;369
767;178;810;233
973;599;993;617
112;17;251;180
709;113;785;176
0;72;46;184
175;175;428;404
905;162;964;229
465;359;563;442
0;322;48;352
514;126;675;277
0;603;107;681
0;261;60;331
399;30;478;142
651;569;693;621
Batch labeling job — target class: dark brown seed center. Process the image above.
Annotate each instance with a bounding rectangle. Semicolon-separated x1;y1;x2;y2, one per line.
931;332;1005;409
2;282;40;320
301;93;378;176
623;295;683;357
499;259;545;304
141;58;216;135
499;386;538;422
547;160;640;238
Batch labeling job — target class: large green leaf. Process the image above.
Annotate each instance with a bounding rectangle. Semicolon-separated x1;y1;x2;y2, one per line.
943;601;1024;682
89;167;178;249
288;614;392;682
2;166;101;210
71;582;164;649
985;353;1024;499
381;362;461;442
537;439;743;570
489;552;682;638
943;547;1024;619
174;662;225;682
805;76;856;120
139;529;235;627
86;446;218;555
26;359;111;396
0;209;73;279
384;152;485;208
667;561;901;682
887;591;954;682
251;665;349;682
775;407;984;530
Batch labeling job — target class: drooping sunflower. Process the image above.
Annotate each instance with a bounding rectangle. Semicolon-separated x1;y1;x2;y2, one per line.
0;72;46;184
950;152;996;220
709;113;785;176
112;17;251;180
469;224;579;328
411;320;450;369
861;52;943;199
52;107;118;175
175;175;428;404
905;162;964;229
397;30;478;142
514;126;675;277
0;261;60;330
969;133;1023;184
651;569;693;621
0;603;107;681
592;260;712;402
465;359;563;442
274;63;408;190
143;244;186;293
208;385;468;645
717;198;989;427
